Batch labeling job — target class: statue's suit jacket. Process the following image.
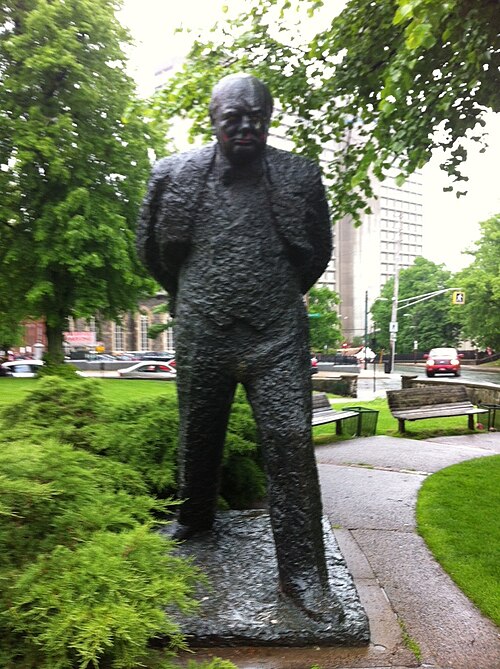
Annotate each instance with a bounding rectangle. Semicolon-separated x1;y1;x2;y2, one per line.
137;143;332;316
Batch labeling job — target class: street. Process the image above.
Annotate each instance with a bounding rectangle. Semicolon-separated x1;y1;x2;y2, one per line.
353;363;500;401
395;363;500;386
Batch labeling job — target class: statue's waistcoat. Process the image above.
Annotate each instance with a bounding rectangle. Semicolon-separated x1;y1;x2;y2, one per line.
177;163;300;329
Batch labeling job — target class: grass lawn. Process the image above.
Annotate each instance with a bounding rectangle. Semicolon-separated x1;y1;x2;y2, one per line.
0;377;176;409
417;456;500;626
312;396;483;443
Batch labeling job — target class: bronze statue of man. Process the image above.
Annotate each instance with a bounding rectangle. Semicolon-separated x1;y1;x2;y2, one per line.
137;73;337;619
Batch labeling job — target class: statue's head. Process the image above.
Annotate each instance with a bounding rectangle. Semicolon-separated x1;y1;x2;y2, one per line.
209;73;273;165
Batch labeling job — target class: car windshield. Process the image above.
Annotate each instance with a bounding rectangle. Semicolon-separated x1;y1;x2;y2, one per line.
429;348;457;357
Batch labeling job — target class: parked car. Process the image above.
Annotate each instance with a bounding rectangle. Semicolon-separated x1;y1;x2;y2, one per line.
355;346;376;363
311;356;318;375
141;351;176;362
117;360;177;380
424;347;463;377
1;359;45;378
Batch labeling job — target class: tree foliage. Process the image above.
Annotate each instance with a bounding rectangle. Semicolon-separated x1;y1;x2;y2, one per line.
307;286;342;351
371;257;462;353
0;0;164;362
153;0;499;224
455;214;500;350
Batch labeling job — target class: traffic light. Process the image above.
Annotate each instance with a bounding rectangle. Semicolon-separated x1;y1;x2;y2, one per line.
452;291;465;305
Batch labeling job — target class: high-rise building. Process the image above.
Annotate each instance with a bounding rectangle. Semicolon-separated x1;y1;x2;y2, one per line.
331;168;424;343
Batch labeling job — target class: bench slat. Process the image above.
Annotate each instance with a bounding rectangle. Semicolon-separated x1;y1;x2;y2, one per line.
387;386;470;409
392;407;488;420
312;410;359;426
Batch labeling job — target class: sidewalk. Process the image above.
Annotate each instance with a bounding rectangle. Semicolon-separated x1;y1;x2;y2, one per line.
183;432;500;669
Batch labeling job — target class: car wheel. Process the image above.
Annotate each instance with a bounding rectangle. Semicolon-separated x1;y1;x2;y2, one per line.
426;371;434;377
455;371;461;377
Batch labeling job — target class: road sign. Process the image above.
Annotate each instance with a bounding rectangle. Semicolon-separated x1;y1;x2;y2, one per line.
452;291;465;304
389;321;398;333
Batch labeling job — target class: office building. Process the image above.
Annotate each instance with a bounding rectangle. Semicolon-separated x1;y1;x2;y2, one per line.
333;168;424;343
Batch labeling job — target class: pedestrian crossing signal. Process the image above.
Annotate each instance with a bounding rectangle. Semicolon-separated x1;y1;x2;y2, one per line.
452;291;465;305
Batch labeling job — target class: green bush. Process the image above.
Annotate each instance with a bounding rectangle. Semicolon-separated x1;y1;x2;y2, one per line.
220;388;265;508
1;376;105;448
0;378;263;666
1;377;266;509
2;377;265;508
91;396;180;498
0;439;201;669
38;361;82;379
221;455;267;509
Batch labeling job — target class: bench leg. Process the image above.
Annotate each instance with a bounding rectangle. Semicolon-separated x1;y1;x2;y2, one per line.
336;421;343;436
398;419;405;434
468;414;474;430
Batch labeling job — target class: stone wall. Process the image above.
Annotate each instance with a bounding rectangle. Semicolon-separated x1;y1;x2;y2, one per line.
312;374;358;398
401;375;500;406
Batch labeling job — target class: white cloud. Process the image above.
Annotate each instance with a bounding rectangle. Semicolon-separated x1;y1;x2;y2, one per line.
422;112;500;271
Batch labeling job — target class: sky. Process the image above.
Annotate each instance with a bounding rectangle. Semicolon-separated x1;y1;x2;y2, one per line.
119;0;500;273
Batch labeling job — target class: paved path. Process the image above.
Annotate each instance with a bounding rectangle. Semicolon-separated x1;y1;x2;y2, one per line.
183;432;500;669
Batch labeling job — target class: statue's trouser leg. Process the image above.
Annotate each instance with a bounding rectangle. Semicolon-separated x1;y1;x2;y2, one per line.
244;341;330;598
175;331;237;531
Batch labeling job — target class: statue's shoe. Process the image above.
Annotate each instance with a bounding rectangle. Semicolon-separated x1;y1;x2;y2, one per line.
281;580;344;624
168;520;213;541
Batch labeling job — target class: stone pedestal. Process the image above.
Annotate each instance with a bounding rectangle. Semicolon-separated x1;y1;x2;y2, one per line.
161;510;369;646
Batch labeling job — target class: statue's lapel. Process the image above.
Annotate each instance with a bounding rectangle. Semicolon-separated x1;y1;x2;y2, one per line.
265;146;313;259
158;144;216;243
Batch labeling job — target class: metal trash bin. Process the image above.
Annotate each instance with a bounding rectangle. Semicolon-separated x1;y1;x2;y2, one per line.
337;412;361;438
342;406;379;436
478;404;500;431
383;360;391;374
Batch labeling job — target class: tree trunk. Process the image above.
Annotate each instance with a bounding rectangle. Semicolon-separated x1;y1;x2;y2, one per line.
45;322;65;364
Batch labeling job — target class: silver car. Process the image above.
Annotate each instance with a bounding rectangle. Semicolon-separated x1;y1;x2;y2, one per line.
1;359;45;378
117;360;177;380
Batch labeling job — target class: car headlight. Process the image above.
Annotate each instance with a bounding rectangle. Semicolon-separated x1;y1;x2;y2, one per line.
426;358;434;366
450;358;459;365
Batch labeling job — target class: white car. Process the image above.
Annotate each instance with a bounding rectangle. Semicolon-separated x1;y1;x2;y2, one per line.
1;359;45;378
117;360;177;380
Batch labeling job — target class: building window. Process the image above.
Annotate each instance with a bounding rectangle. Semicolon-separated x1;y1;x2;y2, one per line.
140;315;149;351
114;322;124;352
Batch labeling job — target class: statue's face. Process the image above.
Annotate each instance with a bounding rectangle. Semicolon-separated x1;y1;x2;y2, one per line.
211;79;270;165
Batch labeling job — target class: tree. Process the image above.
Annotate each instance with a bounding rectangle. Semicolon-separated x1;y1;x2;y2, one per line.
308;286;342;351
371;257;462;353
0;0;164;362
154;0;500;224
455;215;500;350
0;226;26;355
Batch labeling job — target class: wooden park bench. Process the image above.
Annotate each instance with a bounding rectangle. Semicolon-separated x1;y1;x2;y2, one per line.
312;393;359;435
387;385;489;434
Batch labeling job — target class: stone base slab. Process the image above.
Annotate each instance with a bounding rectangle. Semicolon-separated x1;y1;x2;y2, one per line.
160;510;370;646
